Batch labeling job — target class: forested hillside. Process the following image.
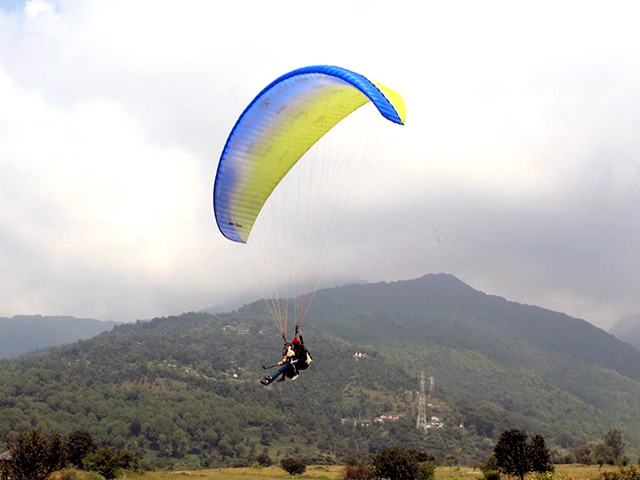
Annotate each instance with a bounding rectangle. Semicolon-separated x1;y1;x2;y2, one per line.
1;274;639;469
308;275;640;449
610;313;640;352
0;315;117;359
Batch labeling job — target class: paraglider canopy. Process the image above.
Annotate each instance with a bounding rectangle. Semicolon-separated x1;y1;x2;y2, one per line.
213;65;406;244
213;65;405;338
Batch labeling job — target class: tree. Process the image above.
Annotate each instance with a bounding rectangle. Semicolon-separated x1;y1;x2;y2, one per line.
83;448;118;479
257;453;273;467
280;457;306;476
481;454;501;480
129;420;142;437
82;447;139;479
529;434;554;473
574;444;595;465
66;430;97;468
1;428;67;480
444;454;458;477
594;443;615;469
343;457;374;480
493;429;531;480
370;447;435;480
114;449;140;471
605;427;625;464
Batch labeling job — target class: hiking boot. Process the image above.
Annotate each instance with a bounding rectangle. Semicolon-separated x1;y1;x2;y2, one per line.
260;376;272;386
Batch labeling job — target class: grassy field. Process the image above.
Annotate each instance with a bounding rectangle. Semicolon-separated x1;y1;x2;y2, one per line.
434;464;618;480
112;464;620;480
123;465;342;479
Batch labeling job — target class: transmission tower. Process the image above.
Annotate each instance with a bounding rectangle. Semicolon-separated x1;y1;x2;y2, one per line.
416;371;428;430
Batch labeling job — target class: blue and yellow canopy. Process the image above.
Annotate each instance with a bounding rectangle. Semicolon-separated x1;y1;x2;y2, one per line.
213;65;406;243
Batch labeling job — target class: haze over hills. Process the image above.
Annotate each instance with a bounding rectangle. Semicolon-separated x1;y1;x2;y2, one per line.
0;315;118;359
1;274;639;469
610;313;640;352
201;276;365;314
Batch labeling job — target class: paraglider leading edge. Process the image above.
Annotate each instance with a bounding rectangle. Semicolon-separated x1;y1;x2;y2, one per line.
212;64;406;243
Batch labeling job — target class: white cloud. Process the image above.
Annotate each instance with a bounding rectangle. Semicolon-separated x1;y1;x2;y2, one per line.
1;0;640;325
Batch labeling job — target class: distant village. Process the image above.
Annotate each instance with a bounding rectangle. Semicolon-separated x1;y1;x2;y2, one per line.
341;414;444;428
341;365;452;431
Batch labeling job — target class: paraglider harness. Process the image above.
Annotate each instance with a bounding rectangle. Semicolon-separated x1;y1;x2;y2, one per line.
287;325;312;376
261;327;312;384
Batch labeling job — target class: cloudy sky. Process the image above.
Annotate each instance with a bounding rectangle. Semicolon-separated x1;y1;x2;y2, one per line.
1;0;639;328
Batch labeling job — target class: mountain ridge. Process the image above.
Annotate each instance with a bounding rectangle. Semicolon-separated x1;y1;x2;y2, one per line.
610;312;640;352
306;273;640;381
0;315;118;359
1;273;639;468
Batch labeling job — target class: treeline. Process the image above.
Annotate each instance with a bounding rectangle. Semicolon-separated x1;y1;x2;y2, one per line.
572;428;630;467
3;425;638;480
0;428;138;480
339;429;639;480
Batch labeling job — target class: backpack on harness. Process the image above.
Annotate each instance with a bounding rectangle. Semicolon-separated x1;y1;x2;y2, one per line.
293;344;312;370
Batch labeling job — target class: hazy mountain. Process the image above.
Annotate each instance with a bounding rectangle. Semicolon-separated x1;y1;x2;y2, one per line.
0;315;118;359
201;276;364;314
1;274;639;468
610;313;640;351
200;294;259;314
310;274;640;380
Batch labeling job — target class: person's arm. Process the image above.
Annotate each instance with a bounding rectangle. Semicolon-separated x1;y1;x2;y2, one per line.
279;346;292;365
285;346;295;361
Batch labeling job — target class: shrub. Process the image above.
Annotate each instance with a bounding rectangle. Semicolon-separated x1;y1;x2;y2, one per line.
82;447;139;480
49;470;106;480
481;455;501;480
601;466;640;480
280;457;307;475
113;449;140;471
532;472;557;480
2;428;68;480
342;458;374;480
483;470;501;480
232;458;251;468
66;431;97;468
83;449;117;480
257;453;273;466
370;447;436;480
420;460;437;480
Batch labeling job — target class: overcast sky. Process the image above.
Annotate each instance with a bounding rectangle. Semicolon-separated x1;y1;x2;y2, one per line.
1;0;639;328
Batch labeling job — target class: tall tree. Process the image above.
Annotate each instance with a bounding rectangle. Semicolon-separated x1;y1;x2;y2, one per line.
67;430;97;468
604;427;625;463
529;434;554;473
493;429;532;480
593;443;615;469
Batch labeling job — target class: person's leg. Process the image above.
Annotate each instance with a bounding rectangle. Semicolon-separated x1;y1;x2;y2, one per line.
270;364;288;382
262;364;285;385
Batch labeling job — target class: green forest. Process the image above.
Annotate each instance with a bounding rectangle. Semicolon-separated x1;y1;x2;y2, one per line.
1;274;640;469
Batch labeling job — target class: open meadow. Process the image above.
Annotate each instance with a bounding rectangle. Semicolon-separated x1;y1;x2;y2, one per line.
110;464;620;480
